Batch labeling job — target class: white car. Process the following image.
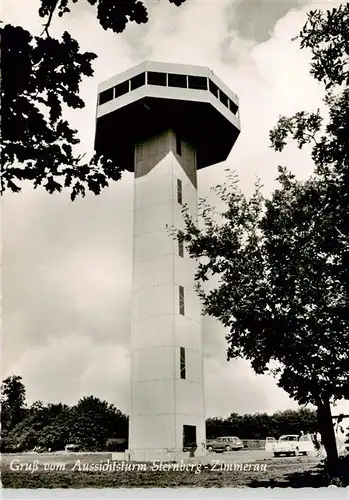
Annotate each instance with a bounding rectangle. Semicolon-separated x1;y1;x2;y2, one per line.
272;434;315;457
65;443;80;452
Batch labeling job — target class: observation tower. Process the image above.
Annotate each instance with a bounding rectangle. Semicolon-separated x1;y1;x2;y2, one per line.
95;62;240;461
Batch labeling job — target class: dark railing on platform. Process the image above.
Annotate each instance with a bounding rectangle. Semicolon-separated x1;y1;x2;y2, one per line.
98;71;239;116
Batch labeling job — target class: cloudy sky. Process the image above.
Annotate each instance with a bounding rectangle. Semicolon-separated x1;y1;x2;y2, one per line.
3;0;348;418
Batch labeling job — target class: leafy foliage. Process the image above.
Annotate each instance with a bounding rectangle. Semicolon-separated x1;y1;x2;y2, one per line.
1;0;187;198
69;396;128;450
295;4;349;89
179;172;348;407
1;24;118;200
270;3;349;249
105;437;128;451
179;3;348;467
268;3;349;415
0;377;129;452
1;376;27;432
38;0;186;35
206;408;318;440
2;375;329;453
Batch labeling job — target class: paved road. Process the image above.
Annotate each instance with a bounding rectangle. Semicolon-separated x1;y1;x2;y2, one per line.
203;450;271;462
190;449;317;463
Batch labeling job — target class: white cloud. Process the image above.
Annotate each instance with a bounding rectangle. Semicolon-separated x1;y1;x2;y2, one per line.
3;0;346;417
205;358;299;418
5;336;130;410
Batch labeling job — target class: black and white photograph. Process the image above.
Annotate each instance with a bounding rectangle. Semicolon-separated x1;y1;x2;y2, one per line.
1;0;349;494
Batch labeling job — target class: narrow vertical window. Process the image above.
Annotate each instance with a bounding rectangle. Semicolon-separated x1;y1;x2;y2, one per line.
177;178;182;205
228;98;238;115
180;346;186;379
176;133;182;156
179;285;185;315
178;237;184;258
219;90;229;108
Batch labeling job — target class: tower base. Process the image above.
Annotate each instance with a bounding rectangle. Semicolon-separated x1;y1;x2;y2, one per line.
127;446;207;463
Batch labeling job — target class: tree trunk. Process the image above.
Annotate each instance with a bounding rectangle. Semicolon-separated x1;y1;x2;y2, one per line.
316;396;338;473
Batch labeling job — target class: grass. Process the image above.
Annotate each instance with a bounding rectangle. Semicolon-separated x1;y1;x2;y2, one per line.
3;453;344;488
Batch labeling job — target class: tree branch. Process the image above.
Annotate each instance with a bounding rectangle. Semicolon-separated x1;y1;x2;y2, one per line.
41;0;59;37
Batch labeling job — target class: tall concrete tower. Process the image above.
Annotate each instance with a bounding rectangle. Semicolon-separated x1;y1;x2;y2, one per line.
95;62;240;461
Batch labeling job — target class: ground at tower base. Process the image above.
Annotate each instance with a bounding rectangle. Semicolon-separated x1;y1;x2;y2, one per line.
2;451;349;488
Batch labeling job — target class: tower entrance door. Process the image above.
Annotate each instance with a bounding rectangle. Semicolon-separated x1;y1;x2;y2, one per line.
183;425;197;449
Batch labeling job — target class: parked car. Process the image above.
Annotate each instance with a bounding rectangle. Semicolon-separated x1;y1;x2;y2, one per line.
65;443;80;452
272;434;315;457
32;446;48;453
206;436;243;453
105;438;128;452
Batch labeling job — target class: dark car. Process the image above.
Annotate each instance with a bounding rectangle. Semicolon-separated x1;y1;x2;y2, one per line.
206;436;243;453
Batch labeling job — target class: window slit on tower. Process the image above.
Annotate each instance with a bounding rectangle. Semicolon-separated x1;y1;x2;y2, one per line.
179;285;185;316
219;90;229;108
176;133;182;156
180;346;186;379
228;98;238;115
209;80;219;98
178;237;184;258
177;178;183;205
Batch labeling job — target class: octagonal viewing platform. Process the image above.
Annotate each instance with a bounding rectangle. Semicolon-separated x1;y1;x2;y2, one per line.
94;61;241;171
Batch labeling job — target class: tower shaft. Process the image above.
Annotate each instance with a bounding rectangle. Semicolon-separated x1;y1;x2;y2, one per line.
129;129;205;461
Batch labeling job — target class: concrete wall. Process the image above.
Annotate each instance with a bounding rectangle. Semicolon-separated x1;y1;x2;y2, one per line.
129;130;205;457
